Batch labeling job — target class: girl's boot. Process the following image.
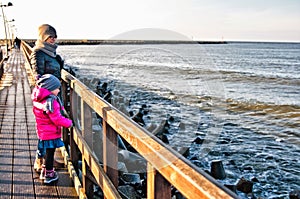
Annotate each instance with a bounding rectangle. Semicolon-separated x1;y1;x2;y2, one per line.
34;157;44;173
39;165;46;180
44;169;58;184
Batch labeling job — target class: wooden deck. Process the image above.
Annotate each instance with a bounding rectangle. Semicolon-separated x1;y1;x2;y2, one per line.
0;50;78;198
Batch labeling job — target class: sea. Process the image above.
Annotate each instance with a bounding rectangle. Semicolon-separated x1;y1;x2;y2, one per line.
57;41;300;199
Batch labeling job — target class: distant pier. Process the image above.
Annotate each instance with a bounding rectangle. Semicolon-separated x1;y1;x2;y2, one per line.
1;39;227;47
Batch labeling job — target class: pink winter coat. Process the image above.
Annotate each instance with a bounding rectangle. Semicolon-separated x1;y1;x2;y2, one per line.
31;86;72;141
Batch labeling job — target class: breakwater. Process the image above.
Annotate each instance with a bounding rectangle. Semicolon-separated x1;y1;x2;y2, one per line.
15;39;226;47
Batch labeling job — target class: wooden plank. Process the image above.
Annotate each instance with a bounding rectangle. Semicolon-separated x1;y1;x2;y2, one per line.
0;68;15;198
12;56;35;198
0;107;14;197
56;166;79;199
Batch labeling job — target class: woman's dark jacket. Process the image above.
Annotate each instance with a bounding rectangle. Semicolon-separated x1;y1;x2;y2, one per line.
30;49;63;80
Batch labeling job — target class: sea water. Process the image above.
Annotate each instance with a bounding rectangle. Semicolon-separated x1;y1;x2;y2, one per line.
58;42;300;198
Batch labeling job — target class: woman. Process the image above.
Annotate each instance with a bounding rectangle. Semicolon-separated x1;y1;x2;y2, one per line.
30;24;65;173
30;24;64;81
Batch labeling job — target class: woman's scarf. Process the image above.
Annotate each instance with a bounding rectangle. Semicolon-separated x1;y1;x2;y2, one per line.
33;39;58;58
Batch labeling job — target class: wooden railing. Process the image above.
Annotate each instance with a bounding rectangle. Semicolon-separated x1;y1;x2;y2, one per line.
0;49;4;80
20;41;36;87
21;40;238;199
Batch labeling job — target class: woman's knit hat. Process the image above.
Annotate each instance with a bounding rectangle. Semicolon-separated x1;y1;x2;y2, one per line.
36;74;61;91
38;24;57;41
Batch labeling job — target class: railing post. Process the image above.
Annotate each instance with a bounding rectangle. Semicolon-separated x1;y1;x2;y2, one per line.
82;159;94;198
81;99;93;149
81;99;94;198
69;88;80;172
147;163;171;199
61;81;70;147
102;109;118;189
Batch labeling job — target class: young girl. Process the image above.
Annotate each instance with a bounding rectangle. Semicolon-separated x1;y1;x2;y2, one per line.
32;74;72;184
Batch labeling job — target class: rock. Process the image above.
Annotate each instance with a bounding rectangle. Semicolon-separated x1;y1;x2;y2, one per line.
168;116;175;122
103;92;112;102
118;162;128;176
156;134;168;144
224;184;237;194
290;190;300;199
204;169;211;175
210;160;226;180
190;156;198;161
243;166;253;171
191;159;205;168
118;150;147;173
94;185;104;198
121;173;141;186
118;185;137;199
236;177;253;193
173;146;189;157
151;120;168;135
251;177;259;183
131;108;145;126
193;136;204;144
228;159;236;166
146;123;157;132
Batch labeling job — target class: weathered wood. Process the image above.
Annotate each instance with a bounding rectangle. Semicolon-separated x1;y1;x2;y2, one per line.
82;100;93;147
12;53;35;199
102;120;119;189
82;159;94;198
147;163;172;199
0;84;14;198
81;101;94;198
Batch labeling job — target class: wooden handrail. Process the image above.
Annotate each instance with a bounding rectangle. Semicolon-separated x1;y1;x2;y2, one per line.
0;49;4;80
21;40;238;199
20;41;36;87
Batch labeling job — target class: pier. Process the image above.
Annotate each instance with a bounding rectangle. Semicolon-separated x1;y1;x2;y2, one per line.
0;41;237;199
0;49;78;198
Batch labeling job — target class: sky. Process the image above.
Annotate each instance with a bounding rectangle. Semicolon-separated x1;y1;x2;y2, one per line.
3;0;300;42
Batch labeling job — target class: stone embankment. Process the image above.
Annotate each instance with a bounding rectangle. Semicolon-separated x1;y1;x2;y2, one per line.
67;67;293;199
